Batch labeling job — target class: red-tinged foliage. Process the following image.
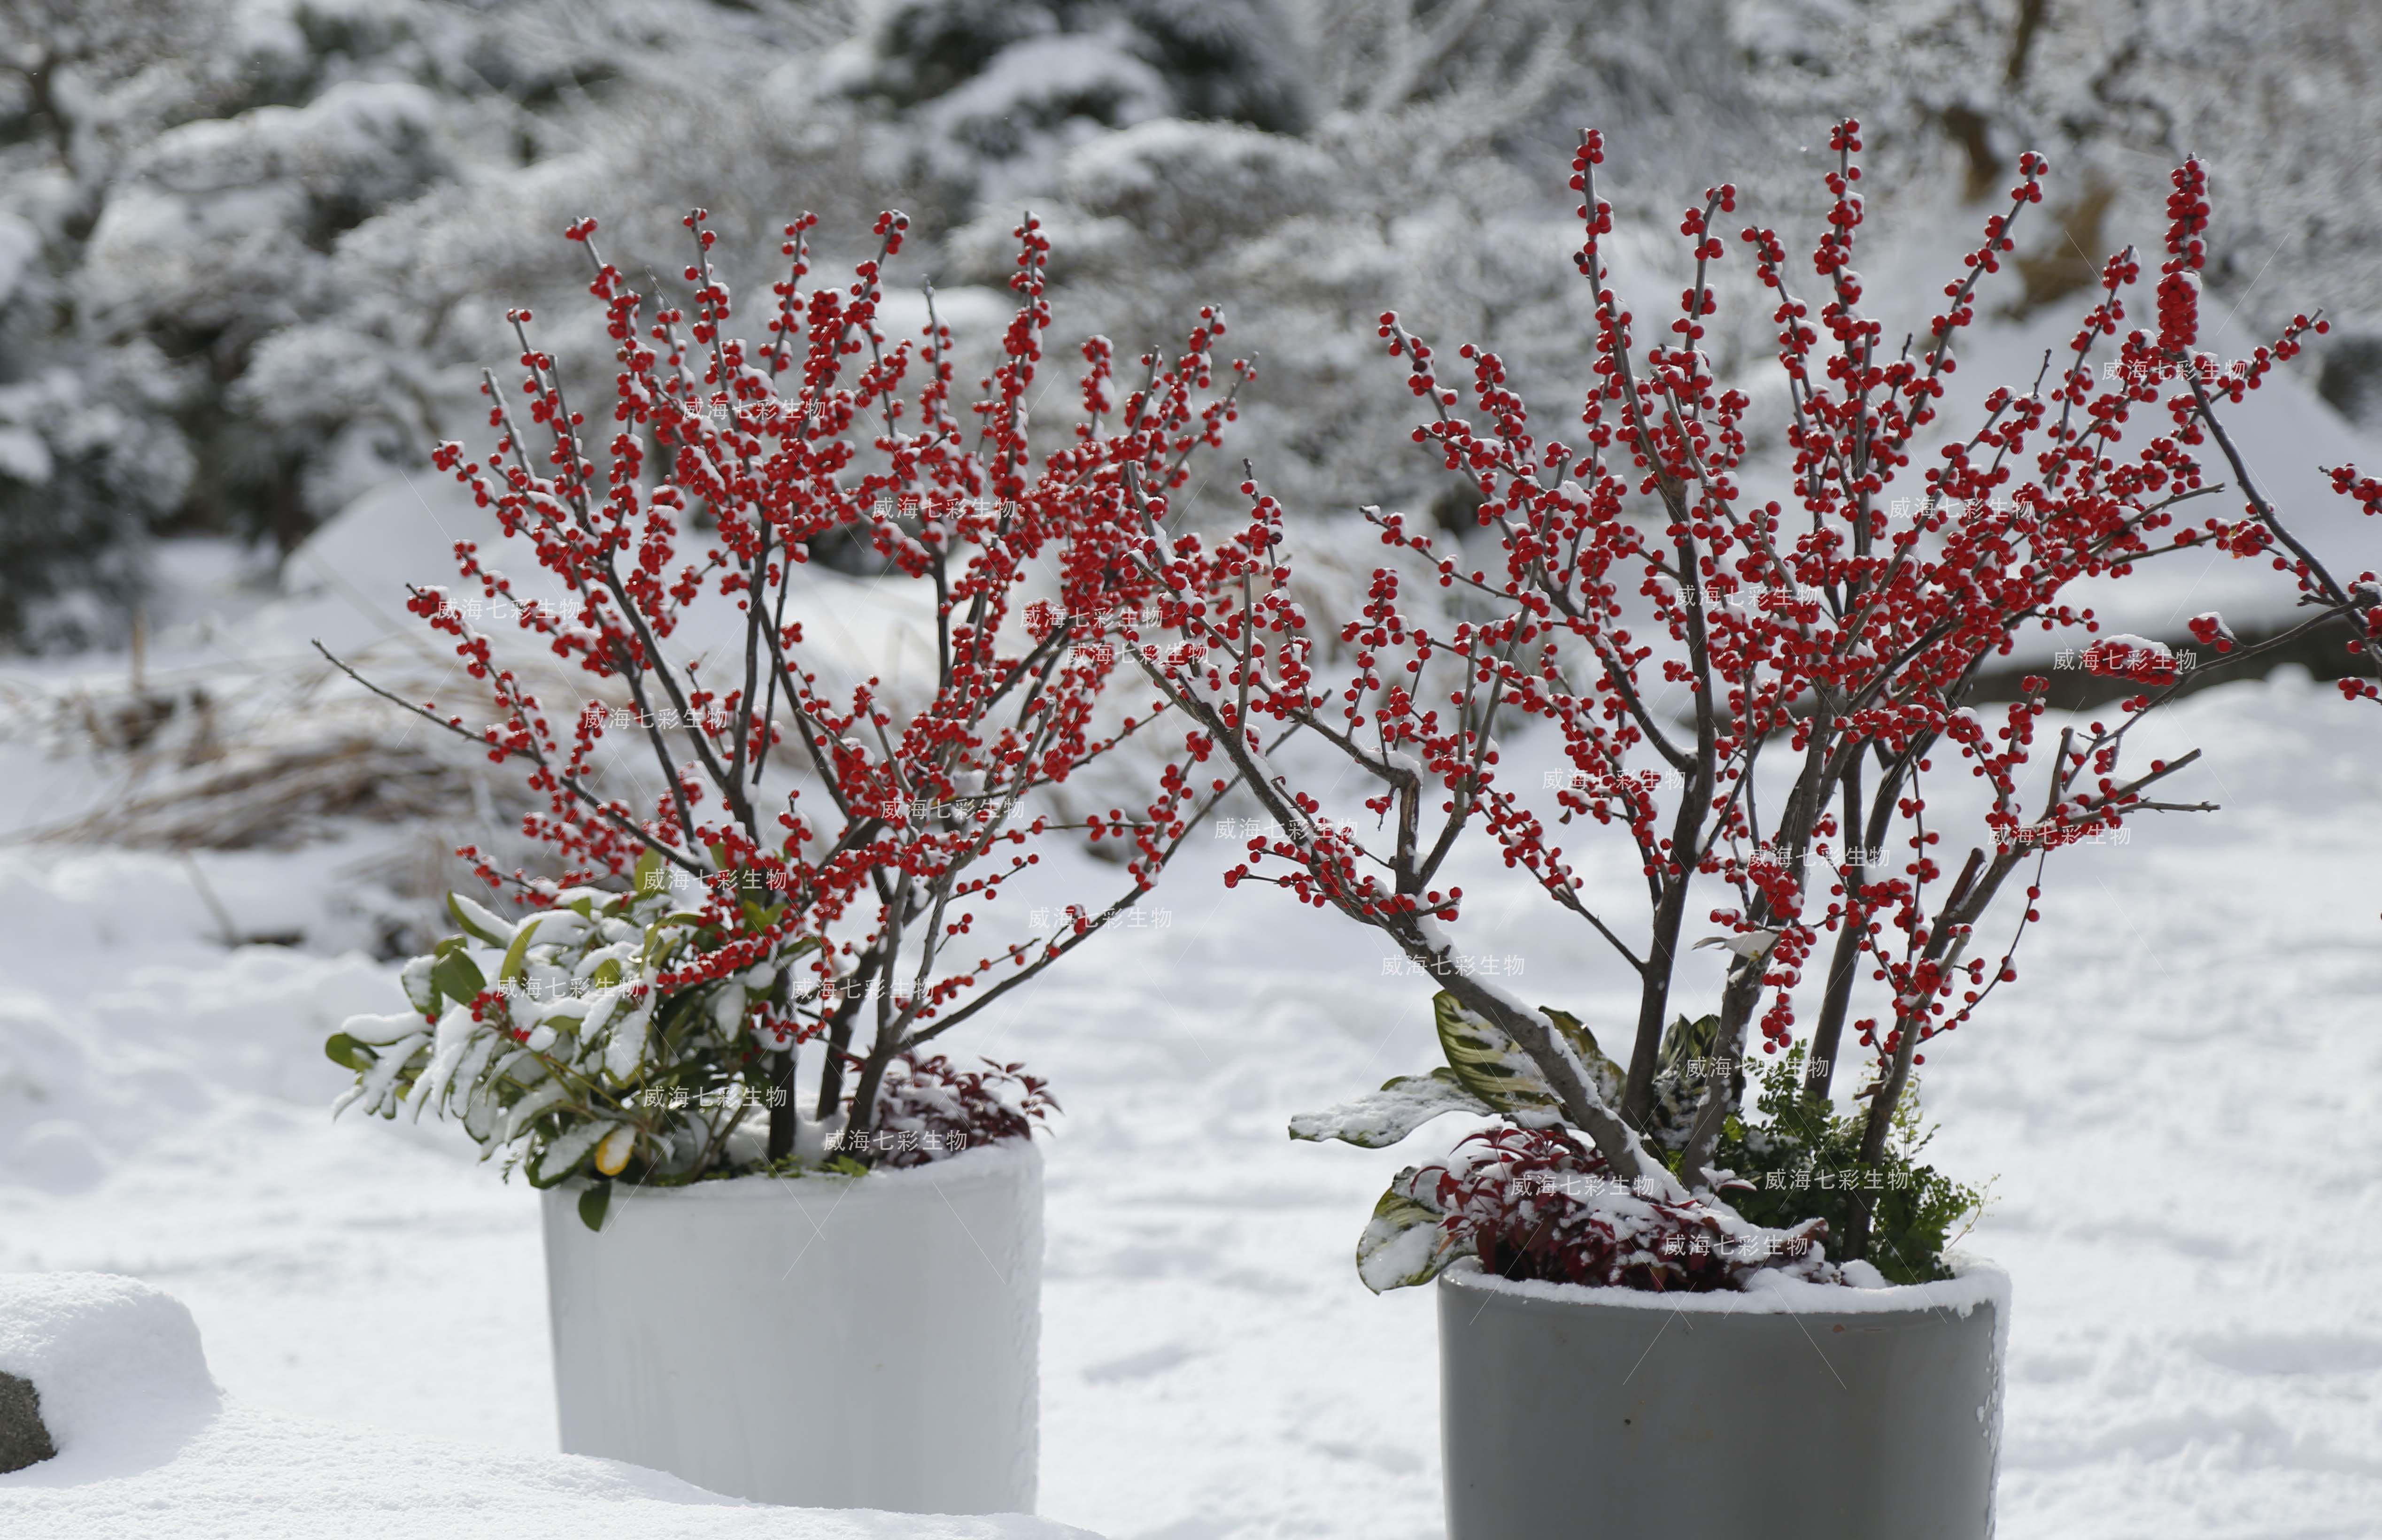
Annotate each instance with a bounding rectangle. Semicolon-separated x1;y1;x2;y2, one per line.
1426;1125;1826;1292
867;1053;1057;1169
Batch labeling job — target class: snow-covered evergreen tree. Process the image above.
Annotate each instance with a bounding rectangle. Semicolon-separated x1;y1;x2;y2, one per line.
1738;0;2382;419
9;0;2379;648
0;0;854;647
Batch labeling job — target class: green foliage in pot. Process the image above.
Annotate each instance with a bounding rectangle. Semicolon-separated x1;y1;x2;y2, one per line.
1710;1047;1986;1286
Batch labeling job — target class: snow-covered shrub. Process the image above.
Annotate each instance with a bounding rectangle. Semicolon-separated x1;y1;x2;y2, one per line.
931;0;1600;534
868;1053;1057;1170
0;0;874;645
331;881;793;1187
330;879;1058;1204
840;0;1310;182
327;205;1254;1217
0;362;191;647
15;0;2381;656
1740;0;2382;345
1126;124;2335;1290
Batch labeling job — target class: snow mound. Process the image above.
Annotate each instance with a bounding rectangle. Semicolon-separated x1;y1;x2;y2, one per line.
275;475;945;698
0;1272;219;1481
0;1272;1098;1540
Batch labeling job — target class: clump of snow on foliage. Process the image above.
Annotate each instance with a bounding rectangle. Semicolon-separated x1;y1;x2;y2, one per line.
1426;1124;1835;1293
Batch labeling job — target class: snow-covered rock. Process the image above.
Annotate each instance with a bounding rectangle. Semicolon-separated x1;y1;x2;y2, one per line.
0;1273;217;1482
0;1271;1098;1540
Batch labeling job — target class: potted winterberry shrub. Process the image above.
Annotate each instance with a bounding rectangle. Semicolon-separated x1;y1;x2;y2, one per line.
322;208;1252;1515
1112;125;2332;1539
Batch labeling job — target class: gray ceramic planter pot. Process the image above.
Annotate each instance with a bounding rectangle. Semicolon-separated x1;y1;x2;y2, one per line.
1436;1256;2008;1539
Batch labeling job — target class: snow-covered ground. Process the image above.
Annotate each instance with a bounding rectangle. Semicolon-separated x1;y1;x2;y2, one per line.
0;1271;1094;1540
2;645;2378;1536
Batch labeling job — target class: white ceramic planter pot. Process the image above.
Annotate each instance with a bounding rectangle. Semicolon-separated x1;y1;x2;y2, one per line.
540;1138;1042;1514
1436;1256;2008;1539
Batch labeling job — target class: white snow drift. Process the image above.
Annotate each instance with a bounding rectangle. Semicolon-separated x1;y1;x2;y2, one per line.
0;1271;1094;1540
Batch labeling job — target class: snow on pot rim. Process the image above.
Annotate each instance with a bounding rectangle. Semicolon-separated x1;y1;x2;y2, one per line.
552;1133;1040;1203
1439;1250;2008;1316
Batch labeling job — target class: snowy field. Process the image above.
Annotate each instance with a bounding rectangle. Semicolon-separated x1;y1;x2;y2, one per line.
2;647;2378;1539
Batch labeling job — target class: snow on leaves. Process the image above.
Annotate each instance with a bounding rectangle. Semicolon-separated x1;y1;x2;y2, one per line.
1289;1068;1491;1149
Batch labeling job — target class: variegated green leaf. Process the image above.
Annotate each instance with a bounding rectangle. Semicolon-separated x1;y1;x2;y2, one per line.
1643;1013;1726;1154
1355;1167;1464;1293
1540;1005;1626;1105
1658;1012;1721;1075
1433;991;1563;1117
1289;1067;1493;1148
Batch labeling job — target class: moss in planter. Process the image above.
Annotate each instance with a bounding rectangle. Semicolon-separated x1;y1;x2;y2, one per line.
1709;1046;1988;1285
